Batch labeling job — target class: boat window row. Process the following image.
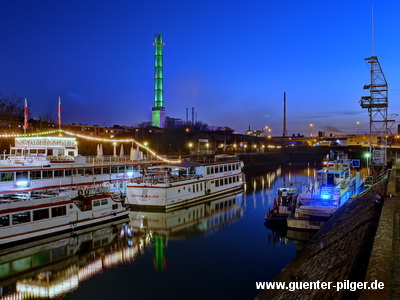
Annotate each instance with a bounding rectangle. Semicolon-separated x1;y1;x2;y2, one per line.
0;166;138;182
93;198;108;207
214;175;240;187
206;163;240;175
191;182;207;193
0;205;67;227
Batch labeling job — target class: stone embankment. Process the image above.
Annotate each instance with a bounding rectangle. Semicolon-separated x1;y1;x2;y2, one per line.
256;167;393;299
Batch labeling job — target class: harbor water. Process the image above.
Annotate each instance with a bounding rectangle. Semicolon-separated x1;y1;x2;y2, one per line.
0;162;322;300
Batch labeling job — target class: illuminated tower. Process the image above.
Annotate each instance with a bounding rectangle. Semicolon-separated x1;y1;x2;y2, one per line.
152;34;165;128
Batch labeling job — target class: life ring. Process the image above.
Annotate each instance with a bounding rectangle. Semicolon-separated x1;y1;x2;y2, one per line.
153;179;158;185
84;189;89;195
78;190;83;196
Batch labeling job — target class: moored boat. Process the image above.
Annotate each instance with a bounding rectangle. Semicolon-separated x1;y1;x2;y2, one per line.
264;183;299;226
287;160;362;230
0;136;162;198
125;155;244;210
0;191;129;247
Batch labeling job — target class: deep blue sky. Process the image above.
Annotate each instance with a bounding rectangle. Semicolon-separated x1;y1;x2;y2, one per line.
0;0;399;135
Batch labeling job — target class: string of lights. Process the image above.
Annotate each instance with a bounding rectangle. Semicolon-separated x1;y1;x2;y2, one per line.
0;129;181;164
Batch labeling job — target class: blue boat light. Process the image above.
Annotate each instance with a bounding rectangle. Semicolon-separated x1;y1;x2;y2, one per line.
321;194;331;200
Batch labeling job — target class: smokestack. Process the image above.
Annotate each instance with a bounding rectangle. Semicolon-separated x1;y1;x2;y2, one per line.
283;92;287;137
192;107;194;125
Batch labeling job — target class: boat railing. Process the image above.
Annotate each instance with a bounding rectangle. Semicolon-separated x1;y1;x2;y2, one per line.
132;173;203;184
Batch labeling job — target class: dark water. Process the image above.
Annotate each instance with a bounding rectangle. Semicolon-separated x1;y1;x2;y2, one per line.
0;162;320;300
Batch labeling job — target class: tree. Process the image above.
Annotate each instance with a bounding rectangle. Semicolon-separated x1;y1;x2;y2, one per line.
0;93;25;129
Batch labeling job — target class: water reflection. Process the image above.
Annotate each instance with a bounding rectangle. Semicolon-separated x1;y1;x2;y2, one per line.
0;219;134;300
130;193;244;271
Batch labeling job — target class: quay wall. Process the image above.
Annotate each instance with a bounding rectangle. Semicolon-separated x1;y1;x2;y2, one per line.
256;174;388;299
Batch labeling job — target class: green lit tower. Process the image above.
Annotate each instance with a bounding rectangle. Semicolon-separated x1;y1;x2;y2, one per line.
152;34;165;128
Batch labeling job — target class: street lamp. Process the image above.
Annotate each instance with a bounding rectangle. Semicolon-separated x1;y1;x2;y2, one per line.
309;123;314;137
356;121;360;135
364;152;371;176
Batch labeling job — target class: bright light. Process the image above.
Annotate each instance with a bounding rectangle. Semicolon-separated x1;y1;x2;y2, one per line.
126;171;134;177
364;152;371;158
321;194;331;200
15;180;29;187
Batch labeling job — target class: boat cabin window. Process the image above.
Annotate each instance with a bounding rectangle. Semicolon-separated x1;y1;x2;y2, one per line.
38;149;46;156
77;168;84;176
86;168;94;176
228;165;232;171
111;167;118;173
0;215;10;227
16;171;28;181
215;180;220;187
54;170;64;177
30;171;41;180
93;200;101;207
1;172;13;182
48;149;53;156
42;170;53;179
215;166;218;173
12;211;31;225
118;166;125;173
224;165;227;172
65;169;72;176
33;208;50;221
101;199;108;205
52;206;67;217
94;168;102;175
219;166;223;173
207;167;210;175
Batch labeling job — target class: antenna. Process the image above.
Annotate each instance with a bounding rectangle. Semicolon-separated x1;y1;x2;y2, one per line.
371;5;374;56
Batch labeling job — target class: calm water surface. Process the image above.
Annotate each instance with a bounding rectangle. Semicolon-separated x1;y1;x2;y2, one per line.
0;162;321;300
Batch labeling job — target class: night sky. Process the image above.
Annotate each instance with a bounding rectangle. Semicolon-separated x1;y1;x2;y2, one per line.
0;0;399;135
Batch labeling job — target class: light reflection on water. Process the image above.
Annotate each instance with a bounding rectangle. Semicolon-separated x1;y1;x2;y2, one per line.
0;162;323;300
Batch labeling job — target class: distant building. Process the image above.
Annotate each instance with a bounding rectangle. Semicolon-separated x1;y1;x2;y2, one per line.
245;129;264;137
62;124;107;136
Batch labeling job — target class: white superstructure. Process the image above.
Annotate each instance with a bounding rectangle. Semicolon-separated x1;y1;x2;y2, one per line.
125;156;244;210
0;136;161;197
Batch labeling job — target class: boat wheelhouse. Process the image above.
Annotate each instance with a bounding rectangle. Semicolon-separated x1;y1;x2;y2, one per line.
125;155;244;210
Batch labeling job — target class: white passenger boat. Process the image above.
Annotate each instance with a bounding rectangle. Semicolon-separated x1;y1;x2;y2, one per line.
125;155;244;210
0;191;129;247
287;160;362;230
0;136;160;198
